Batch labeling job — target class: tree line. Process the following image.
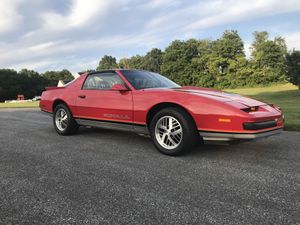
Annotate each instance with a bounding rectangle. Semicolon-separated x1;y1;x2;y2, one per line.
0;69;73;102
98;30;300;89
1;30;299;102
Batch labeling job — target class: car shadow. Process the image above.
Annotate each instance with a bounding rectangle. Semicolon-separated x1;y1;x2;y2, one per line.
77;126;111;135
74;126;280;160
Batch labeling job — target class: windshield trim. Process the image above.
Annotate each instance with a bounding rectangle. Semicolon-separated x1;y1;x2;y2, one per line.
121;70;181;90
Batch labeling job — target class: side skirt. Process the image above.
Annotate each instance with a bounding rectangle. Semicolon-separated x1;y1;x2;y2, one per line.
75;118;149;134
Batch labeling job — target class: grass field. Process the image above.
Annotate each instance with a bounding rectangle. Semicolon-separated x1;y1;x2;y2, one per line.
225;83;300;131
0;101;39;108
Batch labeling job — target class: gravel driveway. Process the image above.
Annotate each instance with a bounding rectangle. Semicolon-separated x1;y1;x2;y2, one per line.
0;108;299;224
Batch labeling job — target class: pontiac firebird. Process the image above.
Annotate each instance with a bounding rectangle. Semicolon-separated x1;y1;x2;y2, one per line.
40;69;284;155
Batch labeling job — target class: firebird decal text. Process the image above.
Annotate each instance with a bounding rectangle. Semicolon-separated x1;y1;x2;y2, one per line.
103;113;130;120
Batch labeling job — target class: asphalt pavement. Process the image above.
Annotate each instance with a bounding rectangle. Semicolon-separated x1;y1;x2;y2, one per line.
0;108;299;225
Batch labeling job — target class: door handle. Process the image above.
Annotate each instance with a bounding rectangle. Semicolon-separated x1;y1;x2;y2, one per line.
78;95;86;99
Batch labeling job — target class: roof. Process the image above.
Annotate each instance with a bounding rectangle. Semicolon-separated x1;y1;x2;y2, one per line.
77;69;145;76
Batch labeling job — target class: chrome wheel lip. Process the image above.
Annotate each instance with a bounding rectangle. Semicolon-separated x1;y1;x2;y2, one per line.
154;115;183;150
55;108;68;131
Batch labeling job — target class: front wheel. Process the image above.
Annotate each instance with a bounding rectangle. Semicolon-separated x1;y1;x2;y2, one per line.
53;104;79;135
150;107;199;155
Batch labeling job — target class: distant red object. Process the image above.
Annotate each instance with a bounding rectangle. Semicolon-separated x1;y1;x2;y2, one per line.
17;95;24;100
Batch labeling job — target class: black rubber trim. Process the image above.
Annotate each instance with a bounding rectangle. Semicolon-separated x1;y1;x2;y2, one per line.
243;120;277;130
75;117;146;127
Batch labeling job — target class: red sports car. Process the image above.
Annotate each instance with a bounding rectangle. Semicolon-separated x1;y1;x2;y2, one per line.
40;69;284;155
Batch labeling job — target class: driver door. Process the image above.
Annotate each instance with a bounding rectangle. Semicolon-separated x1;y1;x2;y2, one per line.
75;72;133;124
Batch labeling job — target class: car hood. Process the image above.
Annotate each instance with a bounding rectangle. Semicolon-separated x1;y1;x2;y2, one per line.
174;86;265;107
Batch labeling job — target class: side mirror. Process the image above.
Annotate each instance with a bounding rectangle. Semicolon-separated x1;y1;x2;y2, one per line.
111;84;128;92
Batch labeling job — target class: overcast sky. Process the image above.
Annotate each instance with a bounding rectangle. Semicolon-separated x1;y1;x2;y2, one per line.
1;0;300;74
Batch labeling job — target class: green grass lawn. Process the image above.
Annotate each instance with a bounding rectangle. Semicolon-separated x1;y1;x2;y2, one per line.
225;83;300;131
0;101;39;108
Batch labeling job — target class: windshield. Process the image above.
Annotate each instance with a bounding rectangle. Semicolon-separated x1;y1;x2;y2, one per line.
121;70;181;90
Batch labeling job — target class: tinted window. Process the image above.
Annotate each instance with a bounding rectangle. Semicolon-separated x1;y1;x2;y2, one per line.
83;73;124;90
121;70;180;90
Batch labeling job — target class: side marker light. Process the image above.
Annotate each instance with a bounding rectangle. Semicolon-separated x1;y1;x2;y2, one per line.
218;118;231;123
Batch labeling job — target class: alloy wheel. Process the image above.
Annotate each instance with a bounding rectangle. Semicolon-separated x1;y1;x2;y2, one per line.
154;116;183;150
55;108;68;131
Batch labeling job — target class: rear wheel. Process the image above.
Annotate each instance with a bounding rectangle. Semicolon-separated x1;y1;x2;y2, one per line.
53;104;79;135
150;107;199;155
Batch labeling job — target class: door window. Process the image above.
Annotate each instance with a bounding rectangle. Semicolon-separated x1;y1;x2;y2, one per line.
82;73;125;90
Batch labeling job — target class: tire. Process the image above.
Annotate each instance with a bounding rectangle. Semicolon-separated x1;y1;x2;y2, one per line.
149;107;199;156
53;104;79;135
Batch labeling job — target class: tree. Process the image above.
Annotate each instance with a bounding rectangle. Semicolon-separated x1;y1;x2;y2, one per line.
188;40;217;88
42;69;73;87
250;31;287;85
142;48;163;73
59;69;74;80
161;39;199;85
251;31;268;53
205;55;230;88
203;30;246;88
79;30;294;89
19;69;44;99
97;55;118;70
212;30;245;59
119;55;144;69
252;40;285;68
0;68;50;101
0;69;19;102
286;50;300;89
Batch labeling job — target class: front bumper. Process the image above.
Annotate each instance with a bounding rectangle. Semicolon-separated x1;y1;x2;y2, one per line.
199;128;283;141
